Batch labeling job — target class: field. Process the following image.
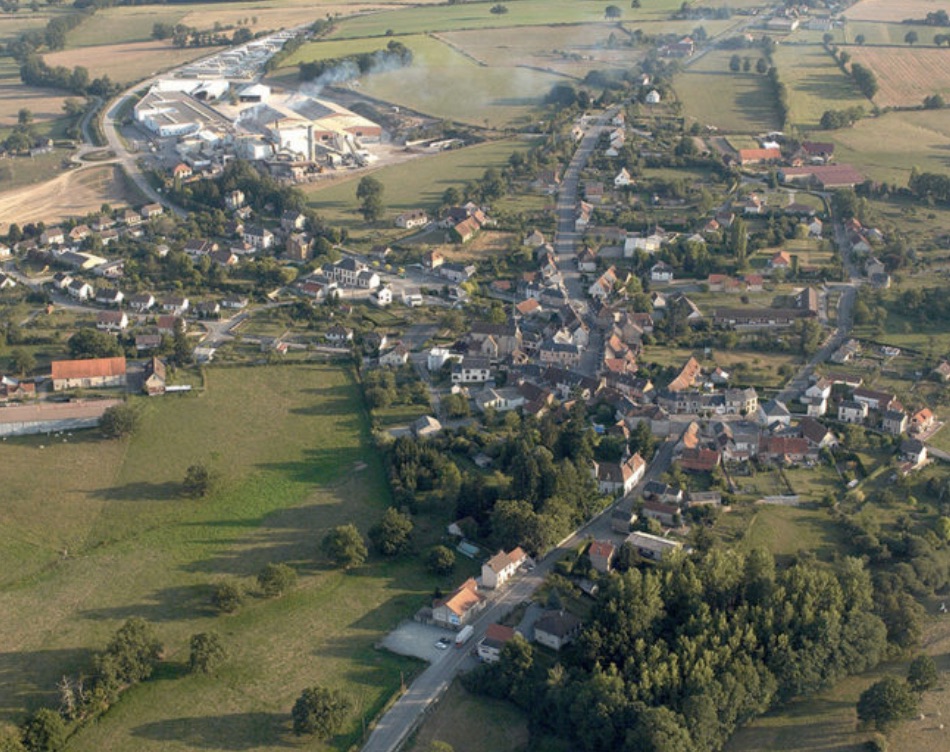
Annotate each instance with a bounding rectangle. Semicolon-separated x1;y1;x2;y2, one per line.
715;503;848;562
45;40;226;85
0;165;136;233
326;0;686;39
641;346;801;389
304;138;538;238
846;47;950;107
675;49;780;133
843;0;947;23
830;109;950;186
407;681;528;752
772;45;867;130
0;363;439;751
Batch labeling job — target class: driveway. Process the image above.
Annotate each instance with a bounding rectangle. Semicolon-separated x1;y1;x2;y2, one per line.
380;621;460;663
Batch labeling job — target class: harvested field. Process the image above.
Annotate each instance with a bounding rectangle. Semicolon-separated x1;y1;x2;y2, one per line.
847;47;950;107
0;166;132;231
45;40;224;85
843;0;947;22
0;82;70;131
772;45;867;130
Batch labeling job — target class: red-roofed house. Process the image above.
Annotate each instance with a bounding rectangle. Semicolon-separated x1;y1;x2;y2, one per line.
432;578;486;628
51;357;127;391
477;624;517;663
588;540;616;573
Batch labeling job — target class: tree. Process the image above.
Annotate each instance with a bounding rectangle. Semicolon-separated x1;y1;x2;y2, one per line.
321;524;367;569
182;463;212;498
605;4;622;19
356;176;384;222
907;654;938;692
10;349;36;376
923;94;945;110
631;0;640;7
426;545;456;576
905;30;919;45
19;710;65;752
755;58;768;74
97;617;163;687
0;725;25;752
855;34;866;45
189;632;227;674
67;328;122;359
291;686;351;738
857;677;919;731
369;507;413;556
17;108;33;127
100;403;139;439
729;54;741;72
851;63;878;98
212;581;244;613
257;562;297;597
731;217;748;267
490;3;508;13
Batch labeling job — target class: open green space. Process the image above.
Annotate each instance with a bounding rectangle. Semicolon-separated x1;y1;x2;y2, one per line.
326;0;685;40
715;503;848;562
642;346;802;389
675;49;780;133
305;138;538;238
66;6;187;47
0;363;436;751
841;21;943;46
772;44;867;130
831;109;950;185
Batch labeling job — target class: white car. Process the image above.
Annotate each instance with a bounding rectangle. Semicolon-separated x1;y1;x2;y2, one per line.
434;637;451;649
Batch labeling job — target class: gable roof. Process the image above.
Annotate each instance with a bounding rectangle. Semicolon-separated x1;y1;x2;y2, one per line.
51;356;126;380
435;577;484;616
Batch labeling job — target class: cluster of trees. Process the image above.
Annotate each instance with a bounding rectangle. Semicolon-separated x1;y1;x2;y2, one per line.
298;40;412;83
916;10;950;26
19;55;118;98
766;68;788;128
152;22;255;48
819;106;865;130
728;55;769;74
923;93;945;109
362;366;429;410
850;62;878;99
3;107;38;154
909;169;950;204
356;176;384;222
467;549;892;751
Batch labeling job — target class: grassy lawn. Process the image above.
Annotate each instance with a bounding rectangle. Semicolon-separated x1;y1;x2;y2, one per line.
305;138;538;240
675;50;780;133
772;44;867;131
407;680;529;752
0;363;438;751
715;503;848;563
0;150;73;193
642;346;801;389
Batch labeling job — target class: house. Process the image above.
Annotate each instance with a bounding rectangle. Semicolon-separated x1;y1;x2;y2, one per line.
41;227;65;246
128;292;155;312
881;409;908;436
439;263;476;284
625;531;682;561
67;280;94;301
195;300;221;318
587;540;616;573
645;89;661;104
52;272;73;290
184;239;217;257
576;246;598;273
162;296;189;315
539;340;582;368
738;148;782;166
225;190;245;210
452;357;493;384
68;224;91;243
395;210;429;229
853;387;899;413
758;399;791;427
424;249;445;270
481;548;528;589
770;251;791;270
0;273;16;290
759;437;812;465
172;163;192;179
95;288;124;307
325;324;354;345
838;399;868;424
280;210;307;232
592;453;646;496
932;361;950;383
222;295;249;310
534;610;582;651
668;356;702;393
156;315;184;335
642;500;680;527
135;334;162;352
142;356;167;396
432;578;486;628
650;261;674;283
477;624;517;663
120;208;141;227
373;286;393;307
910;408;935;435
614;168;633;188
357;269;381;289
244;225;274;250
329;257;367;287
900;439;928;469
799;417;837;449
51;356;127;391
679;447;722;472
611;507;637;534
379;343;410;367
140;203;163;220
285;233;311;262
412;415;442;438
96;310;129;331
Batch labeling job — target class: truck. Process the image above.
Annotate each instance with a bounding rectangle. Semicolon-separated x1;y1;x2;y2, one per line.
455;625;474;647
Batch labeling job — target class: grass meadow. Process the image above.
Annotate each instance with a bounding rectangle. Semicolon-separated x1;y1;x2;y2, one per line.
0;363;444;751
772;45;867;130
675;50;780;133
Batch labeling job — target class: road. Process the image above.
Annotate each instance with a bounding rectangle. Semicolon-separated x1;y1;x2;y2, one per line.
361;438;675;752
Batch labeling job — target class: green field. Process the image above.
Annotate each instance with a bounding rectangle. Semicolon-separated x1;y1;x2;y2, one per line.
0;363;436;751
772;44;867;130
841;21;943;46
327;0;685;39
675;50;780;133
305;138;538;237
831;109;950;185
67;6;187;47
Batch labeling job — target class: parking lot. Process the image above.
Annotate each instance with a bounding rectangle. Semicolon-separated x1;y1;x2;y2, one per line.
380;620;461;663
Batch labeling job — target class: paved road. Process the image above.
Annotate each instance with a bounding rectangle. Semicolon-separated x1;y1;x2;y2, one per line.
360;438;675;752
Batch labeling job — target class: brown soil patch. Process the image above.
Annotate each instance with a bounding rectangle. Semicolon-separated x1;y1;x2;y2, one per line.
848;47;950;107
0;165;132;230
844;0;947;22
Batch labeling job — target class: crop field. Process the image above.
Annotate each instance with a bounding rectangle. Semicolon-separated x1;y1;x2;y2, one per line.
326;0;686;39
305;138;538;237
830;109;950;185
843;0;946;23
0;363;437;752
0;165;135;233
45;40;223;85
845;46;950;107
674;49;780;133
772;45;867;130
840;20;943;46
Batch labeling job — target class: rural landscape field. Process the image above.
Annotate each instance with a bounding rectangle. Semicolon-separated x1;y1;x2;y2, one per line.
2;0;950;751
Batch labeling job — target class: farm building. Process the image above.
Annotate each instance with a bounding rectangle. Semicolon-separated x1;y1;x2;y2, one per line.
51;357;127;391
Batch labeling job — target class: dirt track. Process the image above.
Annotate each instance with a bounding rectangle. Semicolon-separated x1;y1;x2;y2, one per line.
0;165;132;231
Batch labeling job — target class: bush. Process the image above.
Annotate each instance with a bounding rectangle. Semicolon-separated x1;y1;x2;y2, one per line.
257;563;297;598
212;581;244;613
20;709;65;752
291;686;351;738
426;545;456;576
369;507;413;556
100;403;139;439
189;632;227;674
321;524;368;569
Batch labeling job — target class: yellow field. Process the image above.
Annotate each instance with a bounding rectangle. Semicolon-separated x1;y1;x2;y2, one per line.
46;40;223;85
848;47;950;107
843;0;946;22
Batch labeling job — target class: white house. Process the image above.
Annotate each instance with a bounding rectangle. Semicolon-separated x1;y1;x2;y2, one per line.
838;400;868;424
372;286;393;307
650;261;674;283
614;168;633;188
427;347;455;372
481;548;528;589
67;280;94;301
645;89;661;105
593;453;646;496
451;358;492;384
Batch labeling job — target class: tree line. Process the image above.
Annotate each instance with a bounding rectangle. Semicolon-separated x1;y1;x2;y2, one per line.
298;40;412;83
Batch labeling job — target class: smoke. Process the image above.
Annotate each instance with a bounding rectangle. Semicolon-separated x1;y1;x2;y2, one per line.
299;60;361;98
